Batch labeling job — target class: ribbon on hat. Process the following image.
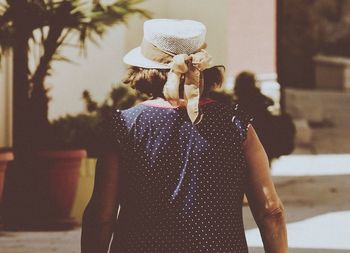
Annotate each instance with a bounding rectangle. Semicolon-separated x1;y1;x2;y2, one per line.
141;40;212;125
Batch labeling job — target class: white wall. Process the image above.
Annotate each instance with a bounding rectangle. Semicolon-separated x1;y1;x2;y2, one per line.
47;25;128;120
0;52;13;147
228;0;276;77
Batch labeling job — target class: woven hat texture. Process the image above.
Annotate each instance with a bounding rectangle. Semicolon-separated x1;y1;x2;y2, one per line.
123;19;207;68
143;19;206;55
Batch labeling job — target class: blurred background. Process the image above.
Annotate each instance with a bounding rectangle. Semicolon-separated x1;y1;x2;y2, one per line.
0;0;349;252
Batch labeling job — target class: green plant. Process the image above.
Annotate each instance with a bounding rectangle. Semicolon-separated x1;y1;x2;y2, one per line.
50;83;148;157
0;0;149;151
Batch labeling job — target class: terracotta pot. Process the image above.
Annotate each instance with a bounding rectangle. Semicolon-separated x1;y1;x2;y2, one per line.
0;151;14;203
0;151;14;229
3;149;86;230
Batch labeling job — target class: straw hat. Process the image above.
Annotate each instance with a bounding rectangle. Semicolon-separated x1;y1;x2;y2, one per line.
123;19;208;69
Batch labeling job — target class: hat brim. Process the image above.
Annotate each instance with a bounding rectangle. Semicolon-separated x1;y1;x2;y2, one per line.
123;47;171;69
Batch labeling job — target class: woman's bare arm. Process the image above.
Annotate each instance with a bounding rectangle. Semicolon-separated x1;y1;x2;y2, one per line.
81;150;121;253
243;125;288;253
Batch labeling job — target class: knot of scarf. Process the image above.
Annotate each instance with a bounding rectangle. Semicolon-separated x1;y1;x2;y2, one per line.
163;49;212;124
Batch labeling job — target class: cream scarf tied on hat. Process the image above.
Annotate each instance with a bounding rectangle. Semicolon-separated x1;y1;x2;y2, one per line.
141;40;212;125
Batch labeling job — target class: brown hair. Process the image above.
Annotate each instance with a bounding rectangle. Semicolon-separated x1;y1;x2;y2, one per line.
123;66;225;99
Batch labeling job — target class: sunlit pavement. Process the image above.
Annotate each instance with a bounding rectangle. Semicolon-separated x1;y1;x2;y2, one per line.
271;154;350;176
0;154;349;253
0;229;80;253
247;211;350;252
244;154;350;253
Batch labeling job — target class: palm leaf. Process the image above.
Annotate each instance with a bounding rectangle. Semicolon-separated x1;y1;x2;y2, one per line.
52;52;77;64
0;0;150;66
61;0;150;57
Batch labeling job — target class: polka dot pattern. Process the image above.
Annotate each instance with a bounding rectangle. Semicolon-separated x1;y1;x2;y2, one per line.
109;101;253;253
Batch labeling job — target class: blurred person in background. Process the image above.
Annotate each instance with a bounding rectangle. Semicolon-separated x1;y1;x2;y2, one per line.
234;71;274;117
234;71;295;163
81;19;288;253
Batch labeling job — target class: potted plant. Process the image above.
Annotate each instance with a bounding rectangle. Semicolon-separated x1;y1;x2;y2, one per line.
0;0;148;230
51;84;149;156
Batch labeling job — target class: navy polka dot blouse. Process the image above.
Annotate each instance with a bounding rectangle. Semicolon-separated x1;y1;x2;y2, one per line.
108;98;253;253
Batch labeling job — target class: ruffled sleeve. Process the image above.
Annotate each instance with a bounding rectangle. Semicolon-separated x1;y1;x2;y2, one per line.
232;104;254;144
